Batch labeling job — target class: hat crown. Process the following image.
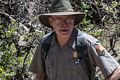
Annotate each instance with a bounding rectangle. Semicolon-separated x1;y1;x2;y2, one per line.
49;0;74;12
38;0;85;28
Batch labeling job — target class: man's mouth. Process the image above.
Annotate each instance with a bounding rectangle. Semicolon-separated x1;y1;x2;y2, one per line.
61;29;69;32
59;29;70;35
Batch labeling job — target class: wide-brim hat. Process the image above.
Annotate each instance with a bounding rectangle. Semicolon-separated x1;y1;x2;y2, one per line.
39;0;85;28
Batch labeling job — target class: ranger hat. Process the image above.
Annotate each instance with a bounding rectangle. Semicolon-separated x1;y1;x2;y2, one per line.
38;0;85;28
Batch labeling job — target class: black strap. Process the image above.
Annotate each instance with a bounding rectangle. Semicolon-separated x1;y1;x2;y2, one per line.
42;32;55;60
74;30;94;80
41;32;54;80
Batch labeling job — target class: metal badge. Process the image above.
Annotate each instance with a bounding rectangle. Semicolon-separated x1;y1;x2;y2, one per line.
73;51;80;64
73;50;79;59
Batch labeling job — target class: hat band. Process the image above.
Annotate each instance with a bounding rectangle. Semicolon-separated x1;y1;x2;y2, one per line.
50;8;74;13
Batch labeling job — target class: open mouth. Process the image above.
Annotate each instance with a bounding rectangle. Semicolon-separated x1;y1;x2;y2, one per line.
61;29;69;32
58;28;73;37
59;29;70;35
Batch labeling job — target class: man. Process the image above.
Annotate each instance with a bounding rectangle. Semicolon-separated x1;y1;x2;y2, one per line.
29;0;120;80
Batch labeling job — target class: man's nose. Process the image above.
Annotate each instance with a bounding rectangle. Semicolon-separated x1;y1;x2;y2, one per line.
61;19;68;26
62;22;68;27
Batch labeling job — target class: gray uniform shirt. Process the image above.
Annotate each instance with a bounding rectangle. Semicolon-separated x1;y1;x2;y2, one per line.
29;28;119;80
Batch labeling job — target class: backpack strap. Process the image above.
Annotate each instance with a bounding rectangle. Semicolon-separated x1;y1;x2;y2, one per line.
75;29;96;80
42;32;55;60
41;32;54;80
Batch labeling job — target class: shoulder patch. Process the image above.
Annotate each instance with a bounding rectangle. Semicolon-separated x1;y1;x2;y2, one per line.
95;44;105;53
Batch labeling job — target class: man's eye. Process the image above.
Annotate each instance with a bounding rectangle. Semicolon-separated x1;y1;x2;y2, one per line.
56;19;62;21
67;18;72;20
66;18;73;22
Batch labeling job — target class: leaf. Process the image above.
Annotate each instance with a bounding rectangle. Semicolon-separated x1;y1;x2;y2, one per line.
0;68;4;74
81;2;89;9
0;25;4;28
111;1;118;8
18;57;24;65
94;29;103;37
4;72;16;77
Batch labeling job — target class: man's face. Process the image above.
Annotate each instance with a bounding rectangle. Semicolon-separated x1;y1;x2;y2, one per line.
49;15;75;38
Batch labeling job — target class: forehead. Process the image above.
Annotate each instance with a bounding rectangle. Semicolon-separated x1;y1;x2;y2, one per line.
50;15;74;18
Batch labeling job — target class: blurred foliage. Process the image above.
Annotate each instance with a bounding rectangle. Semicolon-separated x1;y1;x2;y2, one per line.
0;0;120;80
0;12;45;79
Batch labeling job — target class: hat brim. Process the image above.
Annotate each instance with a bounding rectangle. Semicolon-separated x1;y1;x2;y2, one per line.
38;12;85;28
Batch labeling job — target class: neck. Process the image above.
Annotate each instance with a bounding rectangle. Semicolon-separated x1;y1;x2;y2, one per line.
56;35;70;48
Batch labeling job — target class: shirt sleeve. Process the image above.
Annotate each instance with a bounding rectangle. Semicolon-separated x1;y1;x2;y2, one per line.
29;39;45;75
86;35;119;78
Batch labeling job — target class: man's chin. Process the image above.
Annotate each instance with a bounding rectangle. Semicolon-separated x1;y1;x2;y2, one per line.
60;34;71;39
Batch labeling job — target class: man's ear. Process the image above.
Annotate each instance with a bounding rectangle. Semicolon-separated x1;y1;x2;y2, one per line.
48;17;53;26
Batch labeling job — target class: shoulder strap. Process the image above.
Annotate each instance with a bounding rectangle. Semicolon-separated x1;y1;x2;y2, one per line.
76;42;96;80
41;32;54;80
75;29;96;80
42;32;54;60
